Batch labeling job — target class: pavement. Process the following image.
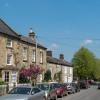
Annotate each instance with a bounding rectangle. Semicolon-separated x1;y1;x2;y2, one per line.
59;86;100;100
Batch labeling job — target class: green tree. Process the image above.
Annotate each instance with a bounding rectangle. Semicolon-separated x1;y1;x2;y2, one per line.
72;47;96;80
44;70;52;82
95;59;100;80
54;71;62;82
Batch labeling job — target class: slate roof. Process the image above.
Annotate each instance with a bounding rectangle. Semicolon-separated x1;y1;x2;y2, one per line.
21;36;47;49
0;19;19;38
0;19;46;49
47;56;72;67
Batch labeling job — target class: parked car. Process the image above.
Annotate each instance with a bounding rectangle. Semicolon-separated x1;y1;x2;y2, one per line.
61;84;68;96
0;86;45;100
97;83;100;89
52;83;67;98
36;83;57;100
71;82;80;92
79;80;89;89
65;83;76;94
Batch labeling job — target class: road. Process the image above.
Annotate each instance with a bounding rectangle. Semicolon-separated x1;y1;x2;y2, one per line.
59;86;100;100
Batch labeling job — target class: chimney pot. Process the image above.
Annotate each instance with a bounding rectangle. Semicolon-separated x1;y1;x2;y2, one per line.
59;54;64;60
28;28;35;40
47;51;52;57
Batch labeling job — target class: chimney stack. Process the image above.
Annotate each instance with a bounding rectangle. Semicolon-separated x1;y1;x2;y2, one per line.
47;51;52;57
28;28;35;40
59;54;64;60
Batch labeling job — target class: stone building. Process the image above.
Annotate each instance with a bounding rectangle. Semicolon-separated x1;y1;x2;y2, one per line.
47;51;73;83
0;19;47;86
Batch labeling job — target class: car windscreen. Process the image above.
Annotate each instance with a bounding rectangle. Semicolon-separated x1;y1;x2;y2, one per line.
52;83;61;88
8;87;31;94
37;84;49;90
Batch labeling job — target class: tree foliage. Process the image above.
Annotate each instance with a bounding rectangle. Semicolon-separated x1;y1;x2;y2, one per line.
54;71;62;82
20;64;44;84
95;59;100;80
44;70;52;82
72;47;96;80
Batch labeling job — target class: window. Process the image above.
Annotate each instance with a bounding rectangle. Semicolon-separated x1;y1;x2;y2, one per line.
6;38;12;47
32;50;36;62
7;54;13;65
67;67;70;77
40;51;43;64
23;47;28;61
31;88;41;94
4;71;9;82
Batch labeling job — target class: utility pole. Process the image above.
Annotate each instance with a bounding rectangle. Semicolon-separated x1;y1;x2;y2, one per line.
29;28;37;65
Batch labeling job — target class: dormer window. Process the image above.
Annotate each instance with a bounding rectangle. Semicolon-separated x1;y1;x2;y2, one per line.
6;38;12;47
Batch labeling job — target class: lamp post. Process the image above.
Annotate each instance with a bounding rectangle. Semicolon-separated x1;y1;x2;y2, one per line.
35;35;37;65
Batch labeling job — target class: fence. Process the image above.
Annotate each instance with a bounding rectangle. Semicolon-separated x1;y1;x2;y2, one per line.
0;84;15;96
0;85;6;96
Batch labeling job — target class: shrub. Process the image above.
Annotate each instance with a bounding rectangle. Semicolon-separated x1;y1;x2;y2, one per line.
0;81;5;85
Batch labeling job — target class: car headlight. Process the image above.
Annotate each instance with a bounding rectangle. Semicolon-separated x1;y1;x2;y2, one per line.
57;90;60;93
45;91;48;97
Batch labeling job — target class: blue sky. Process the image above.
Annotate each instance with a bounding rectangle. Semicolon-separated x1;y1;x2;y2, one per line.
0;0;100;61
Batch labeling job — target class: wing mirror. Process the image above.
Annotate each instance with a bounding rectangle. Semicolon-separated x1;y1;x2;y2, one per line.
31;91;35;95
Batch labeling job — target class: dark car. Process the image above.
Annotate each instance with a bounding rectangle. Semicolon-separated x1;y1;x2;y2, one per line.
71;82;80;92
97;83;100;89
79;80;89;89
36;83;57;100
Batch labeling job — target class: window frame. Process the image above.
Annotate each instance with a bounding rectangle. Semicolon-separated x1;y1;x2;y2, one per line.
4;71;9;83
40;51;43;64
23;47;28;61
7;54;13;65
6;38;12;48
32;50;36;63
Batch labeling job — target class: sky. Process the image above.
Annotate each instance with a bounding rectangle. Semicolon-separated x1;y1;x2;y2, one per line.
0;0;100;62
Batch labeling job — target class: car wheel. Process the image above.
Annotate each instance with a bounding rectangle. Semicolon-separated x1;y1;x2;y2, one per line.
54;95;57;100
47;96;51;100
65;92;68;96
60;94;63;98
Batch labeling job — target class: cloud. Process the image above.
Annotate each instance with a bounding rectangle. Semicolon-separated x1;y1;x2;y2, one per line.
84;39;93;44
49;43;59;50
81;39;93;46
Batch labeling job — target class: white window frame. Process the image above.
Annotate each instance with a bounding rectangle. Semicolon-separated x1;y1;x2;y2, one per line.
40;51;43;64
6;38;12;47
23;47;28;61
4;71;9;83
7;54;13;65
32;50;36;62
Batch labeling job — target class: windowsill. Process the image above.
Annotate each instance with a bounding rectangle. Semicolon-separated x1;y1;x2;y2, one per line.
6;64;13;66
32;61;36;63
23;59;28;62
6;46;13;49
40;62;43;64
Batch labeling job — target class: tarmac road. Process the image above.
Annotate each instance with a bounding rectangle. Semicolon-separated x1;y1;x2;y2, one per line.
59;86;100;100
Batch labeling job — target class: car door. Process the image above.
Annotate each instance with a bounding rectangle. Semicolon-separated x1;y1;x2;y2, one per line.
50;84;56;99
31;87;44;100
